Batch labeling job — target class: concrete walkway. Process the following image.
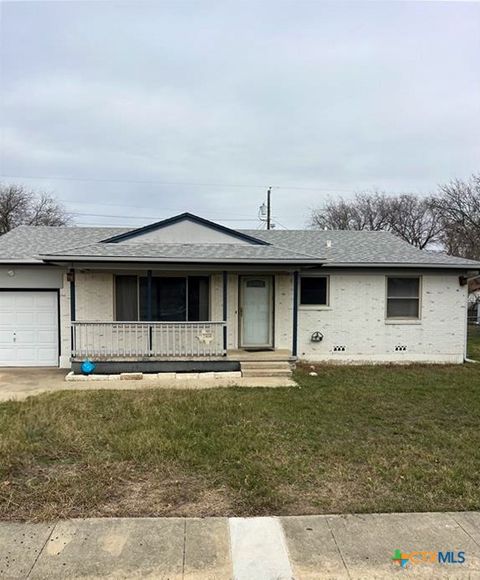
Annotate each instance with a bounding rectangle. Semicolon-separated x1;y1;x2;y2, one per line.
0;368;296;402
0;368;67;401
1;512;479;579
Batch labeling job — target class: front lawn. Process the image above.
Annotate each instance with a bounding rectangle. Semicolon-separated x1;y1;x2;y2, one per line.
468;326;480;360
1;363;480;521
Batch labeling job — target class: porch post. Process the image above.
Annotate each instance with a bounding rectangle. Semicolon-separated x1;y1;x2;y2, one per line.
292;271;299;357
69;268;76;352
222;271;228;353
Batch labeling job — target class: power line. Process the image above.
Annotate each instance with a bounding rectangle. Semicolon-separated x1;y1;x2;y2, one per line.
1;174;268;188
61;200;255;219
70;211;260;222
0;173;358;193
271;217;289;230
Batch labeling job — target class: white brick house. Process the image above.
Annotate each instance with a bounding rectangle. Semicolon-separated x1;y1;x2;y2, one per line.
0;212;478;372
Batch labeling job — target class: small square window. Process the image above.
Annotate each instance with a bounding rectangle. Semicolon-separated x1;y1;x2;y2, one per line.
386;277;421;319
300;277;328;306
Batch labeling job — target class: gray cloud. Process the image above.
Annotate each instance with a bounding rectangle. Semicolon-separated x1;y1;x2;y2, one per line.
1;0;479;228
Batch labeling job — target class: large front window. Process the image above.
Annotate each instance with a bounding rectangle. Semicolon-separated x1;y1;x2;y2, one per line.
115;275;209;321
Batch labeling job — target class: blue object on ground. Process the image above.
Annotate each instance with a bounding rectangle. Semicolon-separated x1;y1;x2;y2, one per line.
81;359;96;375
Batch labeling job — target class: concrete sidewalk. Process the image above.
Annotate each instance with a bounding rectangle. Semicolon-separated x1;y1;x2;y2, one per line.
1;512;479;579
0;368;296;402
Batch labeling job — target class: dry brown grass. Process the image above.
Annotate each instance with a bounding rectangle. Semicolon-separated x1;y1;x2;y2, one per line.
1;362;480;521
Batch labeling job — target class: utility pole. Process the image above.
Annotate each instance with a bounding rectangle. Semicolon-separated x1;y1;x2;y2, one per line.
258;186;273;229
266;186;272;230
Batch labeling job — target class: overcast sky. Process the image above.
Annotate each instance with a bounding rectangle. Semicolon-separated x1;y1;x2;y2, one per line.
1;1;479;229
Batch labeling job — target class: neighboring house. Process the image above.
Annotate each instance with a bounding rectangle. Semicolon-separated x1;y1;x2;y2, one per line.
0;212;478;372
468;277;480;325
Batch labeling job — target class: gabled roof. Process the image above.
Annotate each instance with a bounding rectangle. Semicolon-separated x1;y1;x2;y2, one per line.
101;212;269;245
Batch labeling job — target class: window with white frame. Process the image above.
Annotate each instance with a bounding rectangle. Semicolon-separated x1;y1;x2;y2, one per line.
386;276;421;319
300;276;329;306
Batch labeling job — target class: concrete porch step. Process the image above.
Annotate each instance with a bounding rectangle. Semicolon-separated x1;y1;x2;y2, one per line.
241;368;293;378
240;361;292;370
240;360;293;378
226;349;296;363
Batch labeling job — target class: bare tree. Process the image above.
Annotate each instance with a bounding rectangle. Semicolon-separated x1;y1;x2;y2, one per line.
311;191;391;231
387;194;441;249
311;191;440;249
310;197;360;230
0;184;71;235
432;174;480;261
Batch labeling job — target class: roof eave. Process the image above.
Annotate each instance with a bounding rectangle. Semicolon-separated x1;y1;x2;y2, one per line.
38;255;323;265
0;258;44;264
323;262;480;270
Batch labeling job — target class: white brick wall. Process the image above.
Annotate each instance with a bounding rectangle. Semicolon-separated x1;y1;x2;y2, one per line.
298;271;468;363
209;273;238;348
59;269;468;365
75;272;114;320
210;273;223;321
59;272;71;368
59;272;114;367
274;274;293;350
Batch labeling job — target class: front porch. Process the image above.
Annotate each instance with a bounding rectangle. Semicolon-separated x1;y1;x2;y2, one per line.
71;321;227;360
71;321;296;370
70;321;295;375
66;267;297;374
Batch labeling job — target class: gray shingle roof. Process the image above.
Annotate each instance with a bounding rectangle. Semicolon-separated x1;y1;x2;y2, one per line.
0;226;127;262
0;224;478;268
41;241;319;263
242;229;480;268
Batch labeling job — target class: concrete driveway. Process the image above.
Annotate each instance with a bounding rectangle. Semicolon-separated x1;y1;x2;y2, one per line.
0;368;67;401
0;368;296;402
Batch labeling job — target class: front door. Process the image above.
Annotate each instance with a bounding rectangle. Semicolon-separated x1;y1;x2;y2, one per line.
239;276;273;349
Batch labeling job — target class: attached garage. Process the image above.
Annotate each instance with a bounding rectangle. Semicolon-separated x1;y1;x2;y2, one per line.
0;291;59;366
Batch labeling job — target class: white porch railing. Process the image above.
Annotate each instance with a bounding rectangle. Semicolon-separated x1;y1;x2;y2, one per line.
71;321;226;358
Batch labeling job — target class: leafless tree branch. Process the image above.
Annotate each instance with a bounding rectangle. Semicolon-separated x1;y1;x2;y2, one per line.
310;191;440;249
0;184;71;235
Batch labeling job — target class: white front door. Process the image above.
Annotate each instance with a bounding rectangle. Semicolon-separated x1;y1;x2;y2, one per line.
239;276;273;348
0;291;58;366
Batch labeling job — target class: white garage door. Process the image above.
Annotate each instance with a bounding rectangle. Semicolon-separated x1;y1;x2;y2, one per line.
0;291;58;366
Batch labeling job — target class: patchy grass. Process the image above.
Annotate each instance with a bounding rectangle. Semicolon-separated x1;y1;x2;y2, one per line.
1;363;480;521
468;326;480;361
